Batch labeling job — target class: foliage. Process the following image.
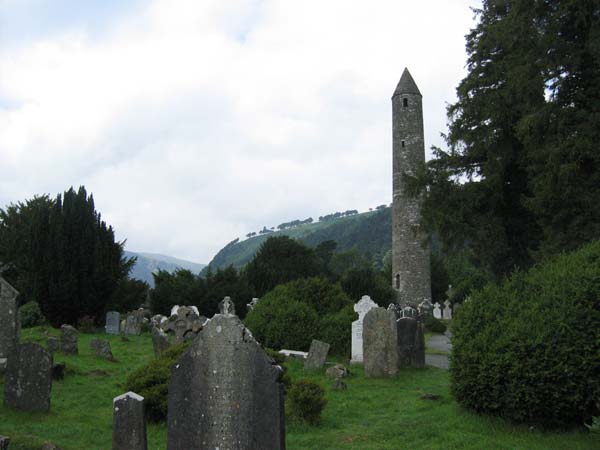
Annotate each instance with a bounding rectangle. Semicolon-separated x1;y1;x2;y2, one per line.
585;415;600;435
340;266;395;305
318;305;356;357
451;240;600;427
18;301;47;328
124;341;191;422
424;316;446;334
288;379;328;425
0;187;134;326
265;348;292;389
108;278;149;313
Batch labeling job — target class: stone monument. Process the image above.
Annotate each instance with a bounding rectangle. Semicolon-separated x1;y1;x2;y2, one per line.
60;325;78;355
0;276;19;373
218;296;235;315
124;310;144;336
152;327;170;358
350;295;378;364
363;307;398;378
90;339;114;360
105;311;120;335
397;317;425;368
304;339;330;371
443;300;452;320
113;391;147;450
433;302;442;320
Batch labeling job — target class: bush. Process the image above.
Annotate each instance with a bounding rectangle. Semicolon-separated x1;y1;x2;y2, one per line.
288;379;327;425
265;348;292;389
19;301;47;328
424;316;447;334
451;240;600;427
318;305;356;357
124;342;190;422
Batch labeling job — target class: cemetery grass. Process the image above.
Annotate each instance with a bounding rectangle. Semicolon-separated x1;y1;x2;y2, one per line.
0;328;597;450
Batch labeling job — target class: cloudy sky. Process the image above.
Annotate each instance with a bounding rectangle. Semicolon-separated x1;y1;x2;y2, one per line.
0;0;479;264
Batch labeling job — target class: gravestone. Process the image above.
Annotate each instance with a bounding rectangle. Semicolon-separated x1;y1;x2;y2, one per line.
218;296;235;315
167;314;285;450
47;337;60;354
0;277;20;373
443;300;452;320
246;297;259;312
363;307;398;378
433;302;442;320
4;342;52;412
397;317;425;368
152;327;170;358
105;311;120;335
418;299;433;318
325;363;348;378
0;436;9;450
112;391;147;450
90;339;114;360
350;295;378;364
400;306;417;319
161;307;204;343
60;325;78;355
124;311;143;336
304;339;330;371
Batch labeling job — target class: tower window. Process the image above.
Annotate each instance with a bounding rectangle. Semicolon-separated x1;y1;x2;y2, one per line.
401;141;405;148
395;274;400;289
403;98;408;108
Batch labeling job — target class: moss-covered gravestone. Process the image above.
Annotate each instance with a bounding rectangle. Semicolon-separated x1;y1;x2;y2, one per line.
363;307;398;378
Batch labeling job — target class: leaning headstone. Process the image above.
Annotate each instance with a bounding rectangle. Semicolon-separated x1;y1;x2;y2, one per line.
443;300;452;320
0;436;9;450
47;337;60;354
151;327;170;358
433;302;442;320
363;307;398;378
218;296;235;315
397;317;425;368
105;311;120;335
90;339;114;361
167;314;285;450
4;342;52;412
0;277;20;373
112;392;147;450
60;325;78;355
350;295;378;364
304;339;330;371
124;311;143;336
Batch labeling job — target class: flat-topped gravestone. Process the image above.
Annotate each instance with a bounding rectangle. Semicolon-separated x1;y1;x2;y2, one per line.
351;295;378;364
167;314;285;450
0;277;20;372
4;342;52;412
433;302;442;320
90;339;114;360
218;296;235;315
397;317;425;368
363;307;398;378
60;325;78;355
113;391;147;450
106;311;120;335
124;311;143;336
304;339;330;371
152;327;169;358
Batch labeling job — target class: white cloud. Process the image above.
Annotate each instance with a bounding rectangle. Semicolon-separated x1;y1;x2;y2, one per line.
0;0;479;262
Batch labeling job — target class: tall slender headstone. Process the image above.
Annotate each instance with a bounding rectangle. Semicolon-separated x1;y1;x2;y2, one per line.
350;295;378;364
4;342;52;412
391;68;431;304
106;311;120;335
112;391;147;450
363;308;398;378
397;317;425;368
152;327;170;358
167;314;285;450
0;277;19;373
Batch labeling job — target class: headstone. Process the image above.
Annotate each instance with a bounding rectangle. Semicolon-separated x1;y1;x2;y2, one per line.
124;311;143;336
0;436;9;450
105;311;120;335
190;305;200;316
304;339;330;371
400;306;417;319
90;339;114;360
0;277;20;373
151;327;170;358
387;302;402;318
161;307;204;343
218;296;235;315
4;342;52;412
170;305;180;317
433;302;442;320
325;363;348;378
47;337;60;354
363;307;398;378
417;299;433;318
397;317;425;368
167;314;285;450
443;300;452;320
112;391;147;450
52;362;66;380
246;297;259;312
60;325;78;355
150;314;167;329
350;295;378;364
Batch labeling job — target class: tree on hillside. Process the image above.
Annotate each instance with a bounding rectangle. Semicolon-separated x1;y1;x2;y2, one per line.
0;187;134;325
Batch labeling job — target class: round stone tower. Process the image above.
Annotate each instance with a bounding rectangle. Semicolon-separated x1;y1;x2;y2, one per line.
391;68;431;305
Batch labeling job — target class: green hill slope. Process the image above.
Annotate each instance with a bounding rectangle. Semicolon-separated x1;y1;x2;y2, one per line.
207;208;392;270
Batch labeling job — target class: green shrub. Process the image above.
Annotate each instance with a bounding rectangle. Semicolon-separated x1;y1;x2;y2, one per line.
124;342;190;422
424;316;447;334
19;301;47;328
318;305;356;357
451;240;600;427
265;348;292;389
288;379;327;425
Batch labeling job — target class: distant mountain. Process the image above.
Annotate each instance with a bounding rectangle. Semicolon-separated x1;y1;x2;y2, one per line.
206;208;393;270
125;251;206;287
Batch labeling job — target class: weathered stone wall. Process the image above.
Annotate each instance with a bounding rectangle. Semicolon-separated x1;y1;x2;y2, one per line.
391;69;432;305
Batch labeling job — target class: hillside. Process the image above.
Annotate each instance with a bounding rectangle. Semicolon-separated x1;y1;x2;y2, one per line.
207;208;392;270
125;251;206;286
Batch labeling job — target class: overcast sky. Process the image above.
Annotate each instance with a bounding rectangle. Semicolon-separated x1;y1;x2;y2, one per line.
0;0;479;264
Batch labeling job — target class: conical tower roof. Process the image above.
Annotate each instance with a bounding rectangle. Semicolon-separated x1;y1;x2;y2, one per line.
392;68;421;97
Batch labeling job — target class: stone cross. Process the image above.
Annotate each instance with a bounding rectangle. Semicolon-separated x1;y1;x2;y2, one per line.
363;307;398;378
105;311;120;335
350;295;377;364
4;342;52;412
218;296;235;315
112;391;147;450
167;314;285;450
0;277;20;373
443;300;453;320
304;339;330;371
433;302;442;320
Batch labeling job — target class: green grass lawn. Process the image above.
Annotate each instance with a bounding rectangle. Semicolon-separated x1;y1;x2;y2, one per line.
0;327;597;450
